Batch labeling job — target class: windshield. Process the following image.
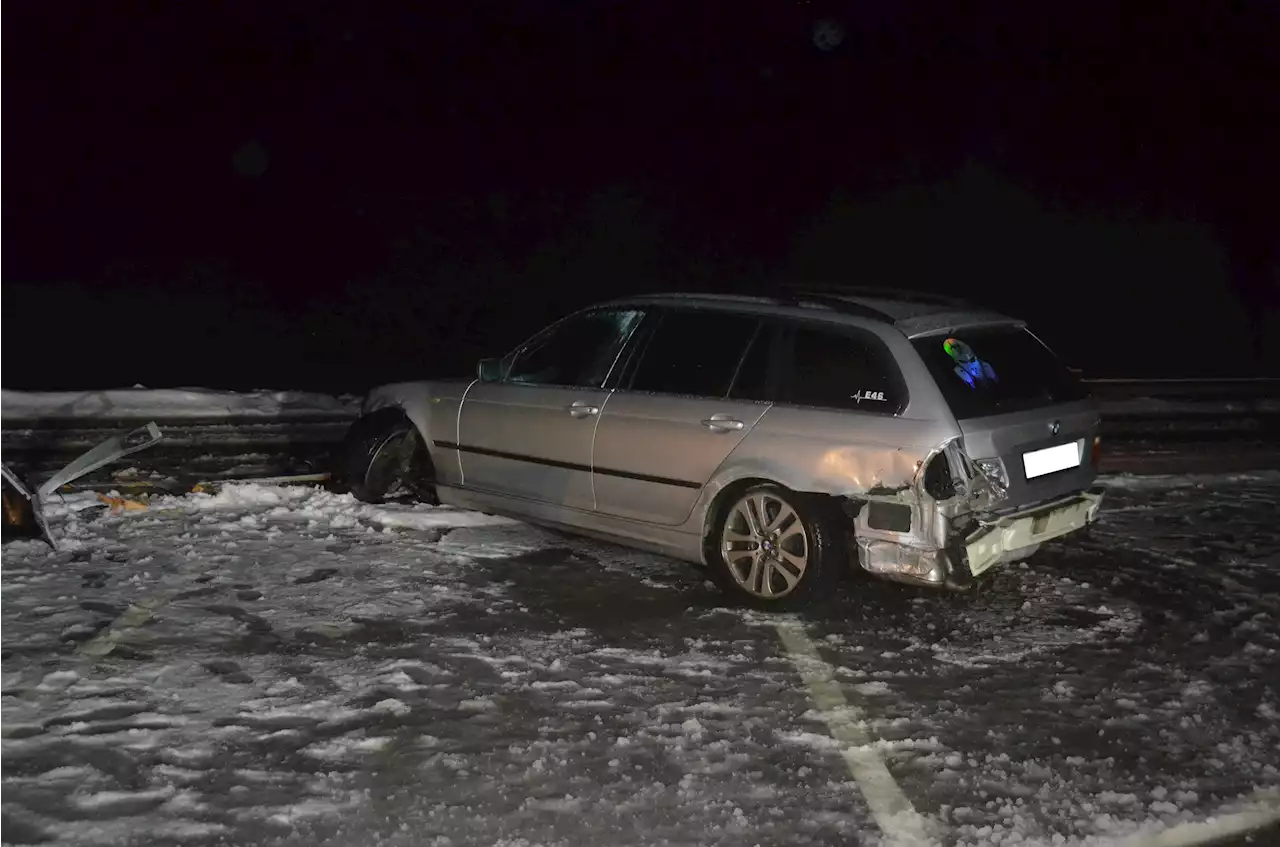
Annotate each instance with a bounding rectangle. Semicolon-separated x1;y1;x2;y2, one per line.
911;325;1089;419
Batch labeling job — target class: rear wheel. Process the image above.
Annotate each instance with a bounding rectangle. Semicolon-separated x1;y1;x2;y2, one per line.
708;483;845;610
334;411;436;504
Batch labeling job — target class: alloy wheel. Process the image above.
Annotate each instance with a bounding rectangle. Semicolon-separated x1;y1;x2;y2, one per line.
720;490;810;599
365;430;418;500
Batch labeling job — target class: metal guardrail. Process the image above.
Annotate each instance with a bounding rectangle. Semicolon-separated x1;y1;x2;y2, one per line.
1083;376;1280;396
2;379;1278;487
1084;378;1280;442
1;417;354;492
1080;377;1280;472
1085;378;1280;405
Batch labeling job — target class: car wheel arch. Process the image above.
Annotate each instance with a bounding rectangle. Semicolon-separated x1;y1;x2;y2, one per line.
699;478;853;608
352;406;420;447
700;476;774;567
706;473;865;568
699;475;852;567
362;400;433;445
334;405;440;503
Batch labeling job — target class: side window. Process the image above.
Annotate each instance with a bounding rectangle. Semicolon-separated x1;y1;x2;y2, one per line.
506;309;643;388
627;310;761;398
781;324;905;414
728;322;781;403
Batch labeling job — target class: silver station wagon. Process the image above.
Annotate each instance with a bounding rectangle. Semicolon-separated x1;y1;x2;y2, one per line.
336;289;1104;609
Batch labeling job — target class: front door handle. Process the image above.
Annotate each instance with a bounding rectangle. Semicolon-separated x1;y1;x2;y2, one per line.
567;401;600;419
701;415;745;432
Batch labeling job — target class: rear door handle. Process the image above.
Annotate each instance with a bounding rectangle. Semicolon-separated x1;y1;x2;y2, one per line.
567;401;600;418
701;415;744;432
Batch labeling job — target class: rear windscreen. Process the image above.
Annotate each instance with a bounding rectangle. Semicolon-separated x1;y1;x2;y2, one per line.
911;326;1089;419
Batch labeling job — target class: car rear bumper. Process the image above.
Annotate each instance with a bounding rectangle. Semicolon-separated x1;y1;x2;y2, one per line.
852;481;1105;591
957;487;1105;583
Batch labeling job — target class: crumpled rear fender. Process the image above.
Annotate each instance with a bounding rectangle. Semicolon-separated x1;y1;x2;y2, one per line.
848;435;1009;588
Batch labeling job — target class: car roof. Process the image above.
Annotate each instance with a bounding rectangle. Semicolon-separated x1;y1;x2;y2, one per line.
600;290;1023;339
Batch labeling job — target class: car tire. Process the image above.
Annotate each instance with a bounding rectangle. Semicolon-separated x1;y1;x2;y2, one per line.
334;410;436;505
707;483;846;610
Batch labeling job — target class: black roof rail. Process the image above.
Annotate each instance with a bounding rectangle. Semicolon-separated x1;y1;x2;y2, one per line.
620;289;910;325
785;283;971;309
770;291;896;323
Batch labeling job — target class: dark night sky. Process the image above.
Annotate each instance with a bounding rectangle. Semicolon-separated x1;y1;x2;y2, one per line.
5;1;1279;391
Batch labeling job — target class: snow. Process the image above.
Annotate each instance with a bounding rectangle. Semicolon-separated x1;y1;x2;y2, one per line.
2;475;1279;845
0;386;359;421
32;483;520;540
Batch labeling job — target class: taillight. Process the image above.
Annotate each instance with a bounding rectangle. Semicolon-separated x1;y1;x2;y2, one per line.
973;458;1009;498
1091;435;1102;467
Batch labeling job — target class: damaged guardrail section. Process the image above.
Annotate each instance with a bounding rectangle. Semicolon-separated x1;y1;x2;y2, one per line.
2;422;164;550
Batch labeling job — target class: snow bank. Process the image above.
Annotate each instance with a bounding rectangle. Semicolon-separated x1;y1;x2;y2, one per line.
160;482;520;531
18;481;518;533
0;387;360;421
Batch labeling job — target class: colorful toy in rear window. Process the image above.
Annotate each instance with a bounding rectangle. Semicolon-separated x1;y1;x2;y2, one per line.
943;337;998;388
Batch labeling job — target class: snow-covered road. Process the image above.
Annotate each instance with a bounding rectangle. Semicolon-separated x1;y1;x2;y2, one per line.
3;475;1279;846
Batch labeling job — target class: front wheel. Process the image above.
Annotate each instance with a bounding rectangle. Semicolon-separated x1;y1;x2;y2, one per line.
334;411;436;504
708;483;846;610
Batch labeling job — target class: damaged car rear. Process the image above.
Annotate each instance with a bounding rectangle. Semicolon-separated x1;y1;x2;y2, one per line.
336;288;1103;609
845;336;1105;591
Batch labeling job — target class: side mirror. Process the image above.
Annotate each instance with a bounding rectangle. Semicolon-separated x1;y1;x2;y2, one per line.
477;357;503;382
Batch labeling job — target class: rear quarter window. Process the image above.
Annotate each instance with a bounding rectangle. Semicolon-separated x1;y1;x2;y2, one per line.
776;323;907;415
911;326;1089;419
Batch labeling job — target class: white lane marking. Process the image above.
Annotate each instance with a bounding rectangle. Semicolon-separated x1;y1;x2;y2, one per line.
1115;788;1280;847
775;619;935;846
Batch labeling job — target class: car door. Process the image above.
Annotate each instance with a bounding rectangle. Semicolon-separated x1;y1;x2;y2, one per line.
591;308;773;525
454;307;643;511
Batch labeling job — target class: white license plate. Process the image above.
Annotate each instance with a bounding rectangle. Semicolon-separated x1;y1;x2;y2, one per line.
1022;440;1084;479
